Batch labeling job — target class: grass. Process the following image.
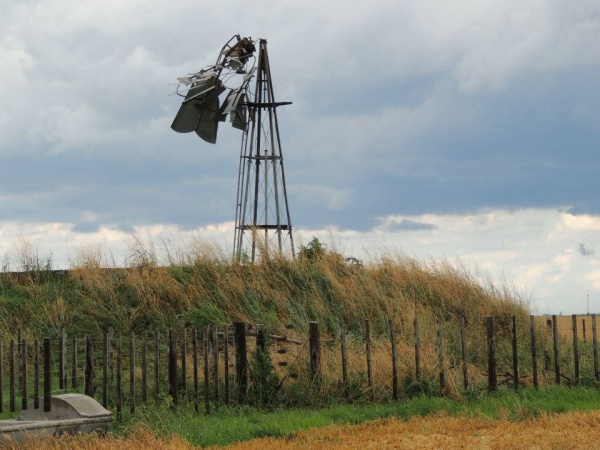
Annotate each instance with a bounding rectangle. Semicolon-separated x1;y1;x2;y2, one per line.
102;386;600;447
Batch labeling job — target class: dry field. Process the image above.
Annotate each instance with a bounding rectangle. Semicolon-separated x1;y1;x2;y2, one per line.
7;410;600;449
224;411;600;449
537;315;598;341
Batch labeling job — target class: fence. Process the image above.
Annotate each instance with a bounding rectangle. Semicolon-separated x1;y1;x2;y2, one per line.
0;314;597;420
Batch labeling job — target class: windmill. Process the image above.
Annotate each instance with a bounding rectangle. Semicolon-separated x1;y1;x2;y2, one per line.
171;35;294;262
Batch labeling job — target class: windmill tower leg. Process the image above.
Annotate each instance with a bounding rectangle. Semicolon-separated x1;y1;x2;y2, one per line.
233;39;294;263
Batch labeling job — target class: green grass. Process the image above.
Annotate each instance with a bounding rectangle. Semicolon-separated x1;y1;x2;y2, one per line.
110;386;600;447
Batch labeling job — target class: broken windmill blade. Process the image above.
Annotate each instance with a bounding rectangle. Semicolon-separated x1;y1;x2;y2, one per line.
170;36;295;263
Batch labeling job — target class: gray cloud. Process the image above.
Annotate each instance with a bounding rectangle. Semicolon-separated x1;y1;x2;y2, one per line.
71;223;100;234
579;243;595;257
385;220;436;232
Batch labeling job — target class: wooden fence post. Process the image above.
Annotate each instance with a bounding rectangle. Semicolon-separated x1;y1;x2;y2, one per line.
583;318;587;343
59;329;65;391
181;329;187;394
511;315;518;390
130;332;136;414
0;342;3;413
414;317;421;380
212;325;220;410
154;329;160;397
168;329;178;407
84;336;94;397
43;338;51;413
309;322;321;384
389;319;398;400
141;334;147;404
437;319;445;391
10;340;15;412
234;322;248;402
572;314;579;384
486;316;497;392
116;335;122;422
530;315;538;389
593;314;599;382
192;328;199;413
340;324;348;397
224;325;230;406
71;336;77;390
21;338;27;410
365;320;373;400
34;340;39;409
102;332;108;408
460;316;469;390
204;326;210;415
552;315;560;384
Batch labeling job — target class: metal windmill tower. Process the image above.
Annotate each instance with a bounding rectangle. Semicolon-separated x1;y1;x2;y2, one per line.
170;36;294;262
233;39;294;263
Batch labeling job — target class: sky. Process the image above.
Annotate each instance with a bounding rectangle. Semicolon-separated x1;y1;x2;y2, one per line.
1;0;599;314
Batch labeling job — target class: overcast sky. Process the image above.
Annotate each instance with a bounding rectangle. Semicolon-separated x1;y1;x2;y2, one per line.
1;0;599;314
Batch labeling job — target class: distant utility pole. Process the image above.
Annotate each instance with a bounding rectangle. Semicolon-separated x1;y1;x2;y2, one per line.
587;294;590;315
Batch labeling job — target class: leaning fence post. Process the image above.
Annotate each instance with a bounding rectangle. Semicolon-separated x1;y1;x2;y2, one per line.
212;325;220;410
486;316;497;392
204;326;210;415
223;325;230;406
181;329;187;394
102;332;108;408
0;342;4;413
552;315;560;384
59;329;65;391
530;315;538;389
233;322;248;403
572;314;580;384
116;335;122;422
141;334;147;404
309;321;321;384
154;329;160;397
192;328;199;413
